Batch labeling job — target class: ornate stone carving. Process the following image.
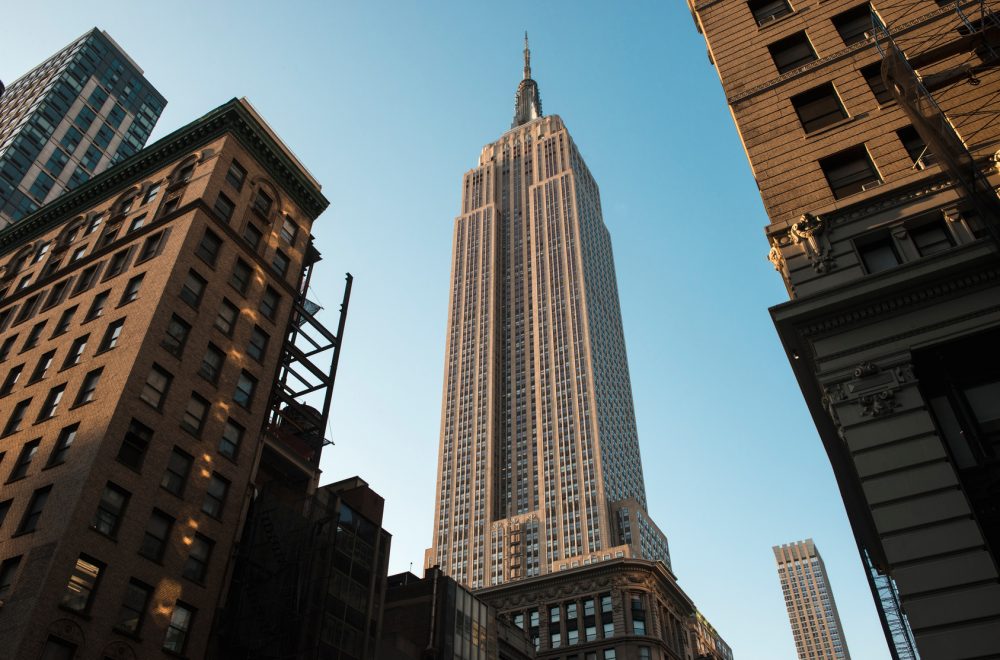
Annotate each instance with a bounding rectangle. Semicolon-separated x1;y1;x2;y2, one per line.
859;389;897;417
853;362;879;379
789;213;835;273
767;244;784;272
821;384;847;440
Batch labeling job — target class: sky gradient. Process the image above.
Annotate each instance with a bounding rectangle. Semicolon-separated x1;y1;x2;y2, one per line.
4;2;892;658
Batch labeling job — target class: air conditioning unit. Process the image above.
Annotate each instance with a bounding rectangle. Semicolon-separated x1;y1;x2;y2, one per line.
758;14;778;26
861;179;883;191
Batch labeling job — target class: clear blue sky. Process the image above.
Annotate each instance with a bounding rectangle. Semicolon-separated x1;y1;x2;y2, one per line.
6;2;892;658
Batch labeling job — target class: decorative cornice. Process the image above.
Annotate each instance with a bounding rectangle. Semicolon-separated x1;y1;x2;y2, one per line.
800;265;1000;337
727;2;975;106
0;99;329;257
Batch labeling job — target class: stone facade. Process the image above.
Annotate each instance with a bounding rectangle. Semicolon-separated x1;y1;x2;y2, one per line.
688;0;1000;657
476;558;731;660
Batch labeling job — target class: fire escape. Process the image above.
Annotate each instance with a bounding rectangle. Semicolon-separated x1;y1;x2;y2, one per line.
261;240;352;484
865;4;1000;659
873;0;1000;242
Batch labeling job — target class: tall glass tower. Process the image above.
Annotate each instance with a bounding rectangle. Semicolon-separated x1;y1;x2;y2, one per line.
0;28;165;227
427;37;670;590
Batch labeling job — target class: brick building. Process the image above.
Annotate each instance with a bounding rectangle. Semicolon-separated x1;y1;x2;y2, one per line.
687;0;1000;657
0;97;342;659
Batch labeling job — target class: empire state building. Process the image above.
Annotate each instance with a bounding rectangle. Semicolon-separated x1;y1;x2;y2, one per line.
427;36;671;590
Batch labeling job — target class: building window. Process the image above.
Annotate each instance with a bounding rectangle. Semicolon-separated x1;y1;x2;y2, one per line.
215;299;239;336
819;145;881;199
242;222;264;250
181;394;209;435
44;280;72;309
226;160;247;190
17;485;51;534
791;83;847;133
252;189;273;217
60;554;104;613
74;368;102;405
161;448;193;496
47;424;78;466
120;274;144;305
39;637;76;660
163;602;195;654
48;307;73;338
260;286;280;320
29;351;54;383
162;315;191;355
14;294;42;325
99;319;125;351
858;235;901;273
179;270;207;308
0;336;17;362
92;482;130;538
861;62;893;104
0;556;21;600
897;125;932;167
219;419;244;460
247;326;269;362
768;31;817;73
183;534;214;583
70;246;87;262
63;334;88;368
175;163;194;185
214;193;235;221
833;3;874;45
22;321;46;350
603;651;616;660
195;230;222;266
234;371;257;408
0;364;23;396
202;473;229;518
140;509;174;561
117;419;153;470
115;579;152;635
140;365;172;409
2;398;30;436
200;344;226;383
280;217;298;244
85;290;110;321
271;249;290;277
230;259;253;294
749;0;793;25
73;264;103;295
8;439;40;481
910;221;954;256
36;384;66;421
142;183;161;205
138;231;166;261
127;214;147;233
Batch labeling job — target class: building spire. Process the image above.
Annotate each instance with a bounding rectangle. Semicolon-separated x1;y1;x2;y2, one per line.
523;32;531;79
512;32;543;128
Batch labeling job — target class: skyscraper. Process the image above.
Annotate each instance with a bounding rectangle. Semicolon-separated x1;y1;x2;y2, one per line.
0;28;164;226
688;0;1000;656
774;540;851;660
427;34;669;590
423;37;729;660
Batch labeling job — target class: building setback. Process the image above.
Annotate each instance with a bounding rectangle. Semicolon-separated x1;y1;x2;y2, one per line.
0;28;165;227
774;540;851;660
379;567;535;660
0;97;342;659
687;0;1000;657
427;38;729;659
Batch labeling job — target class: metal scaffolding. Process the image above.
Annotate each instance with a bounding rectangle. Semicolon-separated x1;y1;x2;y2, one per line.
872;0;1000;242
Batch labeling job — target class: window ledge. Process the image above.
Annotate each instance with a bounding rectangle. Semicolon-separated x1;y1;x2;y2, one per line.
757;10;798;32
804;113;867;139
